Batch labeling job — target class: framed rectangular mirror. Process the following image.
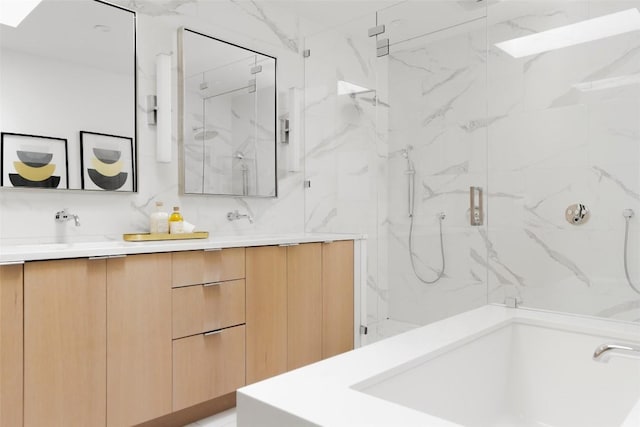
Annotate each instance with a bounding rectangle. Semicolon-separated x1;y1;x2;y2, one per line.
178;28;277;197
0;0;137;192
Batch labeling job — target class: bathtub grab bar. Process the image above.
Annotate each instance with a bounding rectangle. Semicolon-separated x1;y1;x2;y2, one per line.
593;343;640;362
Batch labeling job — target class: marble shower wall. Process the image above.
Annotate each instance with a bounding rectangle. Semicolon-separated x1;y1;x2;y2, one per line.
304;0;640;330
0;0;307;244
380;2;489;327
486;0;640;322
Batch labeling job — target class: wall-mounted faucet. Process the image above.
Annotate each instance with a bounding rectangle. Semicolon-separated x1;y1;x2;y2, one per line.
55;209;80;226
226;210;253;224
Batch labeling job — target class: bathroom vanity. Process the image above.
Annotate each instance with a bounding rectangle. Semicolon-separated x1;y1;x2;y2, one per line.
0;234;364;427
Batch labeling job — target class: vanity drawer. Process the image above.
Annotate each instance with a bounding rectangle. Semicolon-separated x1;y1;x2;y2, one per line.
172;279;245;339
172;325;245;411
172;248;245;288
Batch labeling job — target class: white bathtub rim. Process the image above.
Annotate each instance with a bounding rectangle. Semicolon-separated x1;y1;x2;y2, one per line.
237;305;640;427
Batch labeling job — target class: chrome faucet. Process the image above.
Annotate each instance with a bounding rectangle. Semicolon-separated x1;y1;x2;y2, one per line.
593;343;640;362
226;209;253;224
55;208;80;226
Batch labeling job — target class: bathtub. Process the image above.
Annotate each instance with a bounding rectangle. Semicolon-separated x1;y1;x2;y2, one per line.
237;305;640;427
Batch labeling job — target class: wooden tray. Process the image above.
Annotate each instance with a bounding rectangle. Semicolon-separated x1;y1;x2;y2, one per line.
123;231;209;242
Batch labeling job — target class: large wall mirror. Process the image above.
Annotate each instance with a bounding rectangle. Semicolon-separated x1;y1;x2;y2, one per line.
179;28;277;197
0;0;136;192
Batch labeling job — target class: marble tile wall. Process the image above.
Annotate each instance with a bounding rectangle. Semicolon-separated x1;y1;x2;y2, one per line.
486;0;640;322
304;0;640;332
0;0;307;244
381;9;489;327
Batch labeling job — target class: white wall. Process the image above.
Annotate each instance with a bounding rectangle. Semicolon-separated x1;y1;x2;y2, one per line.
0;0;307;244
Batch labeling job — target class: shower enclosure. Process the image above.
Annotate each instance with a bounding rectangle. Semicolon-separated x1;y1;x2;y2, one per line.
304;0;640;342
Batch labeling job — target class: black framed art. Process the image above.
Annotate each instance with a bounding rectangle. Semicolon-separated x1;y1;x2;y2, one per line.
80;131;135;192
1;132;69;189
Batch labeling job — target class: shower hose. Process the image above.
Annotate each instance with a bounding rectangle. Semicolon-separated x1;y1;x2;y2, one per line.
408;212;446;285
623;213;640;295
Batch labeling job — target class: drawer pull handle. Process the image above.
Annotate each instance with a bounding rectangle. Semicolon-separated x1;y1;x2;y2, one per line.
279;243;299;247
89;256;109;260
204;330;223;337
203;282;222;288
204;248;222;252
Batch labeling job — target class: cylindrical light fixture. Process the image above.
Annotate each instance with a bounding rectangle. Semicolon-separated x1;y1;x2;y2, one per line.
287;87;301;172
156;53;172;163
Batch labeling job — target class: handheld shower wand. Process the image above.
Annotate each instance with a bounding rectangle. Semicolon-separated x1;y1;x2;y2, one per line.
401;145;445;284
402;146;415;217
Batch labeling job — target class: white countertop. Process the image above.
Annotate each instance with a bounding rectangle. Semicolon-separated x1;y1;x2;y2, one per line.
236;305;640;427
0;233;365;263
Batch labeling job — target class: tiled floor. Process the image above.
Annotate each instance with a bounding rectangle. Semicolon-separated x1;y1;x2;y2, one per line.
187;408;237;427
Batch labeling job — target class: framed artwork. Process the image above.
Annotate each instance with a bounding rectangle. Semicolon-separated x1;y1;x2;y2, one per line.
1;132;69;189
80;131;135;192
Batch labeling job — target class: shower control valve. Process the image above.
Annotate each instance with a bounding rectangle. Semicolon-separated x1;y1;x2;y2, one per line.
565;203;590;226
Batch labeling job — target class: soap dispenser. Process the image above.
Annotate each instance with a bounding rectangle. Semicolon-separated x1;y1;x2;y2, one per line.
169;206;184;234
150;201;169;234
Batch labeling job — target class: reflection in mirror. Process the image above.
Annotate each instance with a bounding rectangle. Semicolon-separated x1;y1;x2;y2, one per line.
179;28;277;197
0;0;136;192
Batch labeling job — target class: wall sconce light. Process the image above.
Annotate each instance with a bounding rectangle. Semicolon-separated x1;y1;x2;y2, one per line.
281;87;301;172
148;53;172;163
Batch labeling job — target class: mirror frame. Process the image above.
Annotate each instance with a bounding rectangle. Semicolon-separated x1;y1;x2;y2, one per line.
0;0;138;193
177;27;278;198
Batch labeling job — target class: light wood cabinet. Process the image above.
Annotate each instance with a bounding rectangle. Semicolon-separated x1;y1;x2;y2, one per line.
24;258;107;427
172;248;245;288
246;245;288;384
287;243;322;370
106;254;172;427
172;279;245;339
247;241;355;382
322;240;355;358
173;325;246;411
0;264;23;427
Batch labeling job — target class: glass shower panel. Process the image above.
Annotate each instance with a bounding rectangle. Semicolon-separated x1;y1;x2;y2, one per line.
487;1;640;322
375;2;489;332
303;14;383;333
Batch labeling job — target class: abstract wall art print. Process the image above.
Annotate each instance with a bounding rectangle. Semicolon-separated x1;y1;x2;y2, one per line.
1;132;69;189
80;131;134;192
